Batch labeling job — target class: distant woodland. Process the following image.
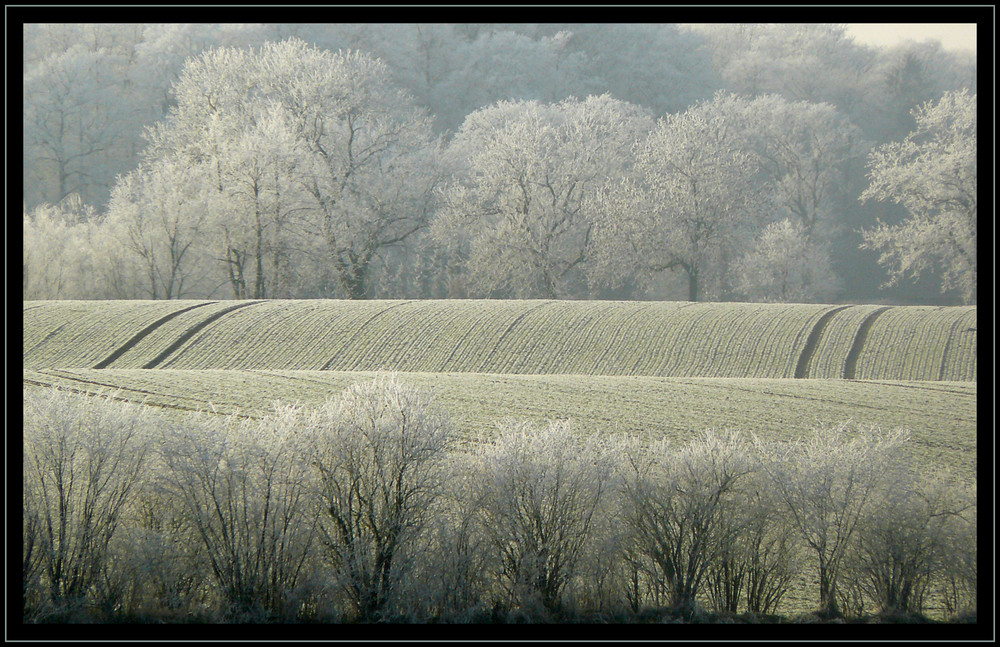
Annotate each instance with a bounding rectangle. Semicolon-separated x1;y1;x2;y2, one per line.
22;23;977;305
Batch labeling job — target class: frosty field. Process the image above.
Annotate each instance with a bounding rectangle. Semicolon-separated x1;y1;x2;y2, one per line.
22;298;979;479
23;300;977;380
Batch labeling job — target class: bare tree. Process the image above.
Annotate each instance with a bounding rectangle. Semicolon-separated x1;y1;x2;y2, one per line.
842;470;976;616
705;463;802;615
752;423;911;618
618;430;755;615
470;420;615;616
22;389;153;614
301;375;451;621
155;406;318;620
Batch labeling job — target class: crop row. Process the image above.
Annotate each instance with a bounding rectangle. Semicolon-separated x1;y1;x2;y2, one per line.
22;300;977;380
22;369;978;481
22;300;195;368
854;306;978;381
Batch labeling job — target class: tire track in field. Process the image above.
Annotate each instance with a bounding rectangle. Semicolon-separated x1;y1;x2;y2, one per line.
23;377;255;419
25;322;68;357
92;302;216;369
142;301;263;369
320;301;414;370
476;301;552;373
669;378;976;420
793;305;851;379
30;370;184;401
937;315;967;381
843;306;891;379
861;380;977;396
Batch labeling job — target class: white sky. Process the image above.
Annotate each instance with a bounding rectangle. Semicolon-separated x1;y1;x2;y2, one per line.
844;23;977;52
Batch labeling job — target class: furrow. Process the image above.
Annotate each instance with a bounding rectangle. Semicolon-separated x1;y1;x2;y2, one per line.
794;305;851;379
476;301;551;373
320;301;413;370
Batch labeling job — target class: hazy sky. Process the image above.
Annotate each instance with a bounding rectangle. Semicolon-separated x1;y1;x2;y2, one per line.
844;23;977;52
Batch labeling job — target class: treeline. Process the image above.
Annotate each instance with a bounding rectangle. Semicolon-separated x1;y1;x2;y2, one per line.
22;24;977;304
22;379;977;624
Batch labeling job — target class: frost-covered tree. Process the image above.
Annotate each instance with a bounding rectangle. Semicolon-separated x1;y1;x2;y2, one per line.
590;93;772;301
23;46;137;208
104;155;218;299
696;24;874;116
753;424;911;618
618;430;755;614
23;389;153;609
300;376;451;621
155;408;318;620
729;93;868;239
868;40;976;142
861;90;977;304
22;195;128;300
704;460;802;615
841;471;976;615
137;38;443;299
470;420;615;615
436;95;653;299
733;218;842;303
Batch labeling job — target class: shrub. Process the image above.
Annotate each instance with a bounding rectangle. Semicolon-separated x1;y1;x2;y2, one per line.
154;406;317;621
618;430;755;616
469;419;616;616
300;375;451;622
705;466;802;615
22;388;153;619
401;453;493;622
841;471;975;616
753;423;911;617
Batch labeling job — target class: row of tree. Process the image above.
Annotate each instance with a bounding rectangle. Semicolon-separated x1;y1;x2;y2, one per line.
23;379;977;623
22;23;977;210
22;27;977;304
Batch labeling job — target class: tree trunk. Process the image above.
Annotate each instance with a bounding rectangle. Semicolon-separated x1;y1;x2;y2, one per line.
818;563;841;617
340;268;369;300
687;267;700;302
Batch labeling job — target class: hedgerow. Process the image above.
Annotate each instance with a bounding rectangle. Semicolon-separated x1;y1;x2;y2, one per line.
22;380;977;623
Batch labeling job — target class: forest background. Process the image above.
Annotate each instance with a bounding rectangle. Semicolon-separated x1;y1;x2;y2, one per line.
20;20;979;306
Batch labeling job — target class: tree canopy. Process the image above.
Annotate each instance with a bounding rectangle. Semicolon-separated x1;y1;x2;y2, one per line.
861;90;977;304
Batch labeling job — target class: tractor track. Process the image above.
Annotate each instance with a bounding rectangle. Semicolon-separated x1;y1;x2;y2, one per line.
793;305;850;379
92;302;217;369
843;307;891;380
142;301;263;369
